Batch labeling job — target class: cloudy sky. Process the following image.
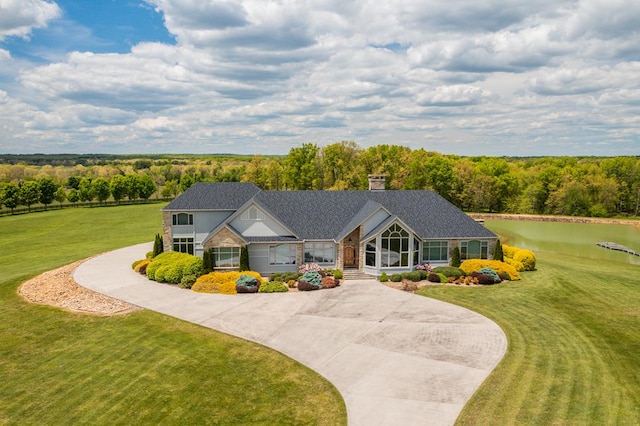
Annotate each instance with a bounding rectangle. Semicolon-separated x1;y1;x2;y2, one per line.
1;0;639;156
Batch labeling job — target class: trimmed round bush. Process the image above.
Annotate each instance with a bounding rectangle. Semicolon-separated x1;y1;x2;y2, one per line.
300;270;322;287
321;276;338;289
477;267;501;283
297;281;320;291
475;273;498;285
403;271;422;282
460;259;520;281
432;266;465;278
504;257;525;272
145;251;203;284
258;281;289;293
389;273;402;282
236;274;259;288
514;249;537;271
333;269;343;279
379;272;388;282
427;273;441;283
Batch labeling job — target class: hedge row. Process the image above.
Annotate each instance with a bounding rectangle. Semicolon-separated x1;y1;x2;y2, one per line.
459;259;521;280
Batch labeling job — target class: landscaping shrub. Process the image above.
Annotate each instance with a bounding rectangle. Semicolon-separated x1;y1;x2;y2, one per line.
493;239;504;262
298;263;323;274
504;257;525;272
321;276;338;289
427;273;441;283
132;259;144;269
179;274;197;289
138;263;148;275
514;249;537;271
236;273;260;293
459;259;520;280
478;267;501;283
450;246;461;267
333;269;343;280
417;270;428;281
287;279;297;288
297;281;320;291
152;233;163;258
379;272;388;282
432;266;465;278
403;271;422;282
299;270;322;287
270;272;301;282
437;273;448;283
192;270;263;295
258;281;289;293
239;246;250;272
146;251;154;260
389;273;402;282
145;251;203;284
202;249;213;274
475;273;497;285
402;281;418;292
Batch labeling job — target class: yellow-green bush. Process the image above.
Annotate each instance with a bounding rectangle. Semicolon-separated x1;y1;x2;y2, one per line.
192;271;263;294
460;259;521;281
504;257;525;272
133;259;150;273
503;244;537;271
146;251;203;284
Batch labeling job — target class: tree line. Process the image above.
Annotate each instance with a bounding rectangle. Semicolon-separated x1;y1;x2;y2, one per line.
1;142;639;217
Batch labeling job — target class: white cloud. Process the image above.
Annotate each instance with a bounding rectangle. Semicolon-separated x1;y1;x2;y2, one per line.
0;0;61;40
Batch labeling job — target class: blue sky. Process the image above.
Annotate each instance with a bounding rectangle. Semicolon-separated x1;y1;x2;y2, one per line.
1;0;639;156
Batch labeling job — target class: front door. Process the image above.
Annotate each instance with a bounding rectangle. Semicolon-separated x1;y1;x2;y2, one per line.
344;246;356;268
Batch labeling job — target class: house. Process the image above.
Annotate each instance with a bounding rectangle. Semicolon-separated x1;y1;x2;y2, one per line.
162;175;498;277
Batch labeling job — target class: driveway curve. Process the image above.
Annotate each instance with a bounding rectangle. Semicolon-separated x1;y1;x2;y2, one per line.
74;243;506;426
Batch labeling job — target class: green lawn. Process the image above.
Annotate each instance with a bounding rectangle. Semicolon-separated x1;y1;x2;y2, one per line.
417;251;640;424
0;205;346;425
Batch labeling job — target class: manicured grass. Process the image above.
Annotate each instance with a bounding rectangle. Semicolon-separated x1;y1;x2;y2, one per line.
0;205;346;425
416;252;640;424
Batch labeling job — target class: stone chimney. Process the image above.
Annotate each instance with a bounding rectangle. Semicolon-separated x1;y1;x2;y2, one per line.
368;174;386;191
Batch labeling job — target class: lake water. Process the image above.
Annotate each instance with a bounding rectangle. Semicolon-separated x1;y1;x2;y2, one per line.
485;219;640;266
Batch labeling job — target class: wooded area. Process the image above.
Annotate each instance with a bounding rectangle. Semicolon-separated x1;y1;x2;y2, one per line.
1;142;639;217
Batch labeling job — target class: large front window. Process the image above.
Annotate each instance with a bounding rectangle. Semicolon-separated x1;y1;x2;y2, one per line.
365;239;376;267
381;224;410;267
269;244;297;265
212;247;240;268
461;240;488;260
173;237;194;255
423;240;449;262
304;242;335;264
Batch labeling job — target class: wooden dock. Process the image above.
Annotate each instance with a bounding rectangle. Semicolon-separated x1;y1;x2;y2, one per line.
596;242;640;257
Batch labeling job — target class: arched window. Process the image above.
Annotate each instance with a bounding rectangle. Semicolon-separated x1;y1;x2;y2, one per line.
381;224;409;267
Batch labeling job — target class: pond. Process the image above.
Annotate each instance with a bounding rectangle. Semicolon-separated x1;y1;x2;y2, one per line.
485;219;640;266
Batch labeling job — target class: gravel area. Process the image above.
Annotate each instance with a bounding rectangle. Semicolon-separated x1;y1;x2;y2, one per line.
18;259;142;316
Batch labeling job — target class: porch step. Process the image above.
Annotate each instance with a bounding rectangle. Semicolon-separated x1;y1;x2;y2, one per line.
341;270;376;281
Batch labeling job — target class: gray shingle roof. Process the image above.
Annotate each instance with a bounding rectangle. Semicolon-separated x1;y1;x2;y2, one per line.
167;184;496;240
163;182;261;210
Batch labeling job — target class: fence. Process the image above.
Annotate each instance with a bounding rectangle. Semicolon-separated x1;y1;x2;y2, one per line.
0;197;174;217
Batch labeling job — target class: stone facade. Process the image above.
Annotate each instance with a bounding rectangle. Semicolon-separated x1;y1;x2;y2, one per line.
162;211;172;252
203;227;244;249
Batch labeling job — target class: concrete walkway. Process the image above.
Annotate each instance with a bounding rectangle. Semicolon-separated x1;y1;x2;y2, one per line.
74;243;507;426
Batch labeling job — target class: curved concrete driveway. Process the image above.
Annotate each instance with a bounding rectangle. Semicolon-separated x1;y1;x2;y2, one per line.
75;243;506;426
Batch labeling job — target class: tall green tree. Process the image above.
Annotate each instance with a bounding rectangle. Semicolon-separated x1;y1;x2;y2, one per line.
92;178;111;205
110;175;127;204
78;178;95;206
1;183;20;214
283;143;322;190
37;177;58;210
54;187;67;208
19;181;40;212
124;174;141;201
138;174;157;200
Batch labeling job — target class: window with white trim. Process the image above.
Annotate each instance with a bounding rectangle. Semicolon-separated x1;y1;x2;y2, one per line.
381;224;410;267
241;206;264;220
172;213;193;226
460;240;488;260
304;242;335;264
269;244;297;265
173;237;194;255
212;247;240;268
423;240;449;262
365;239;376;267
